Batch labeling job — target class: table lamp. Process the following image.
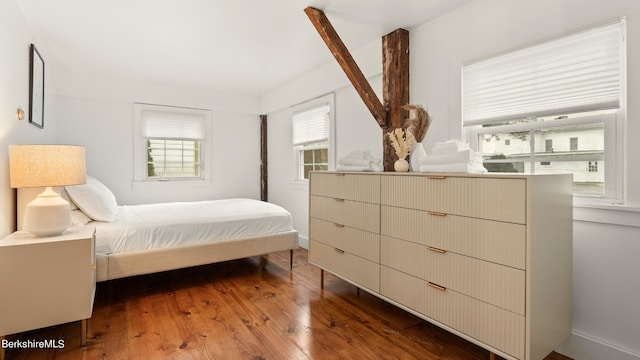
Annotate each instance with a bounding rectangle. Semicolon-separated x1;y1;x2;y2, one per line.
9;144;86;237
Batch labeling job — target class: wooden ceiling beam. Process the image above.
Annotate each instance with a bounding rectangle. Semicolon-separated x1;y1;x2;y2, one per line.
304;7;388;128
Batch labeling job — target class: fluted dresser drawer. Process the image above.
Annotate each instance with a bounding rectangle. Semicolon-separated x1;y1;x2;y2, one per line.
309;240;379;292
381;205;526;269
380;236;525;315
381;266;525;360
309;217;379;262
381;175;526;224
310;195;380;233
310;173;380;203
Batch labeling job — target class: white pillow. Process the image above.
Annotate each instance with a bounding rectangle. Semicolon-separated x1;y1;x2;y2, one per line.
65;175;119;221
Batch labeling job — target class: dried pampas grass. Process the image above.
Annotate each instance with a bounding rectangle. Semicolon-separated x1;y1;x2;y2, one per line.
387;128;414;160
403;104;430;143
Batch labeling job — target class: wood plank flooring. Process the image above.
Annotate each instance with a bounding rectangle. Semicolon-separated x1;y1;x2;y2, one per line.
3;249;572;360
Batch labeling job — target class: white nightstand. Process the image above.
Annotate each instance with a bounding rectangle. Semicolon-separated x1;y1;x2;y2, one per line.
0;227;96;358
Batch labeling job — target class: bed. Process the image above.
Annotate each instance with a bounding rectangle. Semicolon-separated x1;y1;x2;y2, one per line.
17;176;299;282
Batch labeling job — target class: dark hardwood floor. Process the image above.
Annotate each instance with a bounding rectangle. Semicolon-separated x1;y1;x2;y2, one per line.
4;249;572;359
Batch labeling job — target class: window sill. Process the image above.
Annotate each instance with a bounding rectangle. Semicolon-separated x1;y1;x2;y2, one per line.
573;202;640;227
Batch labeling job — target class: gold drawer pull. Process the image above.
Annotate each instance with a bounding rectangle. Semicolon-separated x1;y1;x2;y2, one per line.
334;248;345;254
428;211;447;217
334;198;345;202
427;246;447;254
428;282;447;292
334;223;345;228
427;175;446;180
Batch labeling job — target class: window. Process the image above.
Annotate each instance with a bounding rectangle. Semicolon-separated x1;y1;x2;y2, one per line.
570;137;579;151
133;103;211;183
545;139;553;153
146;139;200;178
463;20;625;204
300;147;328;179
292;95;334;181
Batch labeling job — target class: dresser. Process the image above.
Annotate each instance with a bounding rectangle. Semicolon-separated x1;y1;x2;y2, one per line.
309;172;572;360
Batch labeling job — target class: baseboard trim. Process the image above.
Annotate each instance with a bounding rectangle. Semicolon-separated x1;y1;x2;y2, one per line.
555;332;640;360
298;235;309;250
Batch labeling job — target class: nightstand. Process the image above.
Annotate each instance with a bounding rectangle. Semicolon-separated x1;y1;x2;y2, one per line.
0;227;96;359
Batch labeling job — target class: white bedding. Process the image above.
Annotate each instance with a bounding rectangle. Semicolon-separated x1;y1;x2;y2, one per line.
92;198;293;255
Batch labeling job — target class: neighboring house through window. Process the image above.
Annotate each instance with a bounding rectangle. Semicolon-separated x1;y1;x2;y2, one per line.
463;20;625;204
133;103;212;184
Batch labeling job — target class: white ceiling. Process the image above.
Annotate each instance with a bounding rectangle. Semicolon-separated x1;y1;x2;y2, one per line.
16;0;474;95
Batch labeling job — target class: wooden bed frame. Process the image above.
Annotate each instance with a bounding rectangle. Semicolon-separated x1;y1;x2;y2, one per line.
17;188;299;282
95;230;298;281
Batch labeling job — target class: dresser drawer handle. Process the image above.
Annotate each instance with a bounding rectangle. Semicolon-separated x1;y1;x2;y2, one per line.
427;246;447;254
334;198;345;202
426;175;447;180
336;173;346;176
334;248;345;254
428;282;447;292
334;223;345;228
427;211;447;217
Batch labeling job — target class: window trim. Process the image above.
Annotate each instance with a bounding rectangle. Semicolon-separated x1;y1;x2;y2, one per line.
468;112;622;204
297;143;329;180
133;103;212;186
463;19;626;205
291;94;335;183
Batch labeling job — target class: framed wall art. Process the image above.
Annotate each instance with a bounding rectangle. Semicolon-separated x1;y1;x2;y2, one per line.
29;43;44;128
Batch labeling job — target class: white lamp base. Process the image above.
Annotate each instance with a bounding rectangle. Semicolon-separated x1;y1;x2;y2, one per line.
23;187;71;237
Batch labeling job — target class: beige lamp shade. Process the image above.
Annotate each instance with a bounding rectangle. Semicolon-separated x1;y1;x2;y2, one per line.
9;145;86;188
9;145;86;236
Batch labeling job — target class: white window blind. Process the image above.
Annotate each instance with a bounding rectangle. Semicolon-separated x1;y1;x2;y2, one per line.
463;21;623;125
292;104;330;146
142;111;206;140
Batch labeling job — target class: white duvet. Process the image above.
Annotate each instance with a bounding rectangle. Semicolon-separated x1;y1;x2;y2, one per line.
92;198;293;255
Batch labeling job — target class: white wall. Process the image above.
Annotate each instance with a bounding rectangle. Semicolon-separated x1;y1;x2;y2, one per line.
265;42;384;248
264;0;640;359
0;0;56;237
52;67;263;205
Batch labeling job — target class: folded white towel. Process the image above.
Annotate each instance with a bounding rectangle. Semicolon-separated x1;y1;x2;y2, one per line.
336;164;383;172
337;150;382;172
419;162;488;174
339;157;381;167
432;140;470;155
419;150;473;165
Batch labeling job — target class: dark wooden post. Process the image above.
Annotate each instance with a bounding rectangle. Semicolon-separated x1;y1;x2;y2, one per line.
382;29;410;171
260;114;268;202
